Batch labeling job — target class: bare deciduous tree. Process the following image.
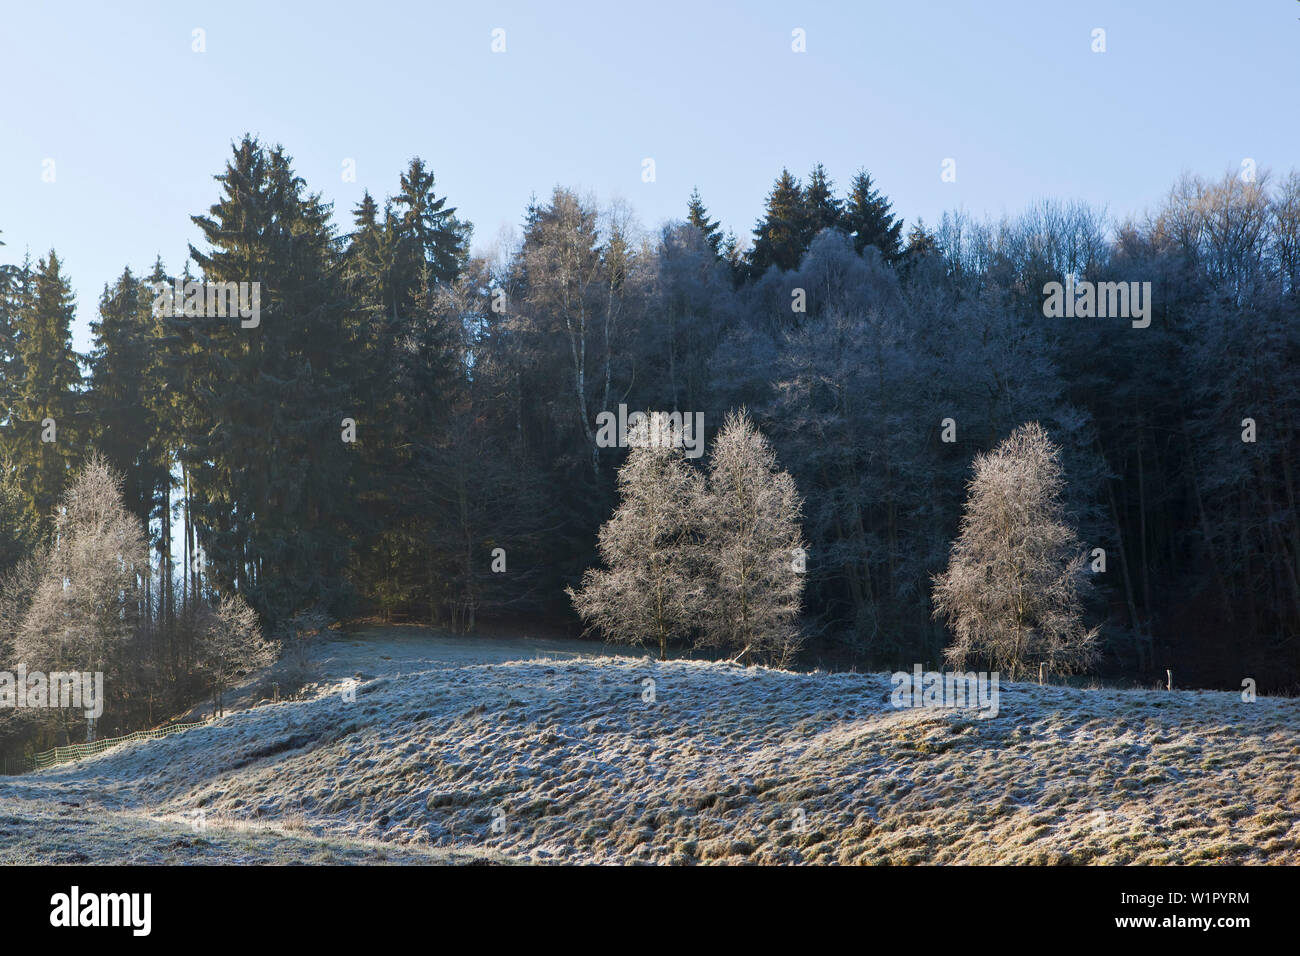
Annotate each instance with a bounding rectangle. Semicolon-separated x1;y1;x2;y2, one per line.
0;552;44;663
932;422;1099;679
14;454;149;741
570;409;806;665
567;413;705;659
0;551;48;746
701;409;805;666
195;593;278;717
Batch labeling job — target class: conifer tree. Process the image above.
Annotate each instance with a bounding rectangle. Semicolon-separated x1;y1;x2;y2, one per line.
182;136;358;625
749;169;811;276
88;264;179;624
0;462;39;574
0;231;20;416
804;163;844;236
88;267;166;531
391;157;471;294
344;161;474;625
686;187;724;258
843;170;903;262
902;219;939;259
2;252;82;528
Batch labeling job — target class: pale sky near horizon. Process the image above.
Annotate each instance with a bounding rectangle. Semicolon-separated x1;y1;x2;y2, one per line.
2;0;1297;353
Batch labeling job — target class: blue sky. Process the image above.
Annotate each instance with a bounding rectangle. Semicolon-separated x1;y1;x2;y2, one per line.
2;0;1297;352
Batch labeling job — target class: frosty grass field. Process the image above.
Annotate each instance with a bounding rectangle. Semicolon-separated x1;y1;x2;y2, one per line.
1;627;1295;865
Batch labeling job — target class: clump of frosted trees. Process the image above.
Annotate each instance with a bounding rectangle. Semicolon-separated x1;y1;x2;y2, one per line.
575;411;1098;677
0;455;277;748
568;409;806;666
931;423;1099;679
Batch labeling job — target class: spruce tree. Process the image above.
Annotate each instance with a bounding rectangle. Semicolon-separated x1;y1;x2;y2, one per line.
843;170;903;262
686;187;724;258
748;169;811;276
2;251;82;528
0;462;39;573
804;163;844;236
0;231;19;415
902;219;939;259
142;256;192;620
88;267;166;531
182;136;358;625
344;161;474;625
391;157;471;294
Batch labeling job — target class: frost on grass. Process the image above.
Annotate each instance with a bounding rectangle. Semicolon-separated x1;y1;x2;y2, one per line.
1;629;1296;865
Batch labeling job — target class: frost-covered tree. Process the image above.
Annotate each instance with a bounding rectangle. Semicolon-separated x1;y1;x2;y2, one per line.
195;593;278;717
701;409;805;666
13;454;149;740
0;550;43;667
932;423;1099;678
646;222;737;412
517;188;609;477
567;413;705;659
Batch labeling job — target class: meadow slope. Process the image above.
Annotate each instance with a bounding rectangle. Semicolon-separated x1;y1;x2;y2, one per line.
1;628;1296;865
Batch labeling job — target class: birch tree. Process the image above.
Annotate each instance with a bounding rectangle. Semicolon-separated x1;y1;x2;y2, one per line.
932;422;1099;678
194;593;278;717
701;409;805;666
13;454;149;741
567;413;705;659
520;189;605;476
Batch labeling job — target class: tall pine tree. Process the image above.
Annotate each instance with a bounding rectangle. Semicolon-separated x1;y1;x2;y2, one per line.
344;161;473;623
391;157;471;295
804;163;844;236
686;187;724;258
2;251;82;529
843;170;903;262
181;136;358;625
748;169;811;276
88;267;167;531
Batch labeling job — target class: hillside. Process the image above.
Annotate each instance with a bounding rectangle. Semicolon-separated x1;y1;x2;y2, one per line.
1;628;1296;865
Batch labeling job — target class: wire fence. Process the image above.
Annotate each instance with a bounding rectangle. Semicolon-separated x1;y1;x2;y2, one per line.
1;719;209;776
